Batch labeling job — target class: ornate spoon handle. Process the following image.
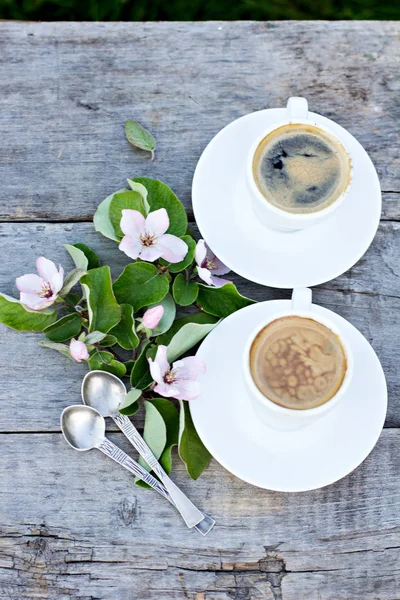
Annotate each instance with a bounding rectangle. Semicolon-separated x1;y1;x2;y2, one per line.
98;437;214;535
99;437;167;491
113;412;205;529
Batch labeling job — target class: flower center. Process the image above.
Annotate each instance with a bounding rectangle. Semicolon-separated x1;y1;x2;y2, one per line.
140;232;157;247
39;282;53;299
164;370;176;385
204;258;216;271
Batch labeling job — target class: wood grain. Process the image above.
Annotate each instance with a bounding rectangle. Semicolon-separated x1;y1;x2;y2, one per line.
0;431;399;599
0;21;399;600
0;21;398;221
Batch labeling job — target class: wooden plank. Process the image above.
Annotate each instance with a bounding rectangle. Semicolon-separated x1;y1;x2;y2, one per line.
0;430;399;599
0;221;398;431
0;21;398;222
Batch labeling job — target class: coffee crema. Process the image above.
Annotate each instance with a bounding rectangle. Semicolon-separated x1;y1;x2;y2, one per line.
249;316;347;410
253;123;351;214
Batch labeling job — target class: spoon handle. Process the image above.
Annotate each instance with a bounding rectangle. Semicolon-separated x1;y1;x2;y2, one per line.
98;437;214;536
113;412;205;529
99;437;167;490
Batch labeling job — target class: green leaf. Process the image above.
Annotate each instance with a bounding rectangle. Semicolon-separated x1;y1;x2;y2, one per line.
132;178;187;237
65;243;101;272
109;191;147;239
152;398;180;474
113;263;169;313
197;283;255;318
125;121;156;160
65;244;89;271
43;313;82;342
39;341;72;360
130;342;157;390
118;388;142;416
89;351;126;378
64;293;80;308
127;179;151;214
59;268;86;295
138;400;167;471
136;398;180;487
71;243;101;270
123;360;135;377
167;321;218;363
81;266;121;333
160;235;196;273
178;400;212;480
93;188;126;242
84;331;107;344
110;303;139;350
147;293;176;337
172;274;199;307
157;312;219;346
98;334;118;347
0;293;57;332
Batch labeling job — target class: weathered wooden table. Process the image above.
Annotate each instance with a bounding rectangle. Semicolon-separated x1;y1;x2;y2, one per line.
0;21;399;599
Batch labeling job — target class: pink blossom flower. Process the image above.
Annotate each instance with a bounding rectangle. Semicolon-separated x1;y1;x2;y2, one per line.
142;305;164;329
195;240;231;288
69;339;89;362
148;345;206;401
16;257;64;310
119;208;188;263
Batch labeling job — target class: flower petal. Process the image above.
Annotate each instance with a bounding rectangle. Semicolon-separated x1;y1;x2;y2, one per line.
16;274;45;294
154;345;170;376
148;358;163;385
154;382;181;398
173;356;206;380
195;239;207;267
20;292;53;310
173;379;201;401
148;345;170;384
157;234;188;263
50;266;64;295
209;275;231;288
139;245;163;262
119;235;142;260
145;208;169;236
196;266;213;286
36;257;58;283
120;209;146;237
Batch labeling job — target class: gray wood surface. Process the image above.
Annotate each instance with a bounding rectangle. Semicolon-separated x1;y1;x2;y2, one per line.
0;21;399;600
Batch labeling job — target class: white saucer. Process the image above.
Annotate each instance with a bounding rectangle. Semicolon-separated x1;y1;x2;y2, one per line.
190;300;387;492
192;109;381;288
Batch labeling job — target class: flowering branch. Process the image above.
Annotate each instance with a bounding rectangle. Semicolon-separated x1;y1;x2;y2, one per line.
0;170;253;481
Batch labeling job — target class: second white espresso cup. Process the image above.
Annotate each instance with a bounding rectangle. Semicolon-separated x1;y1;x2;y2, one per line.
246;97;353;232
243;288;353;431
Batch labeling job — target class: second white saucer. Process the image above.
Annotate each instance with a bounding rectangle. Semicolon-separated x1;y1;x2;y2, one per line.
190;300;387;492
192;108;381;288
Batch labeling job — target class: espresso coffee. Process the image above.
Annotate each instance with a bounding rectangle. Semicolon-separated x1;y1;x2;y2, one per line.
253;124;351;214
250;316;347;410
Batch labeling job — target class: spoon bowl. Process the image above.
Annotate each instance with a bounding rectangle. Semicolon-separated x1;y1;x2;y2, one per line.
82;370;126;416
61;405;105;451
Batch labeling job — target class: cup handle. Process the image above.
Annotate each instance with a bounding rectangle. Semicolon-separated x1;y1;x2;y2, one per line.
291;288;312;312
287;97;308;120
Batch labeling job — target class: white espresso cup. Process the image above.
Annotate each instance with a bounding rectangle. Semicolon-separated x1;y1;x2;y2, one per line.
246;97;353;232
243;288;353;431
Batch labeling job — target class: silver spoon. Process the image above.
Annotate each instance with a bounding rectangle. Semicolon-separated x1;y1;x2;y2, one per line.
82;370;207;530
61;405;214;535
